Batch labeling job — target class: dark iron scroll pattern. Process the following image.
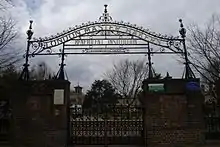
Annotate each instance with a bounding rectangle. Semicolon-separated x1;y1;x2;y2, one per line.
30;41;53;56
70;98;144;145
167;39;183;53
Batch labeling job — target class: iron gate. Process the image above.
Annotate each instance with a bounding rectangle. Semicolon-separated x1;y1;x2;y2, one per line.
70;99;145;145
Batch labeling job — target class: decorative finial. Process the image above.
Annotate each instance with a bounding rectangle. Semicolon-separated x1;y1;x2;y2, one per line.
179;18;186;39
27;20;34;40
99;4;113;22
164;72;172;79
29;20;33;29
104;4;108;13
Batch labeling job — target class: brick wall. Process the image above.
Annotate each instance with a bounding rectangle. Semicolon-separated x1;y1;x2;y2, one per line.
147;129;204;146
142;79;205;147
10;80;70;147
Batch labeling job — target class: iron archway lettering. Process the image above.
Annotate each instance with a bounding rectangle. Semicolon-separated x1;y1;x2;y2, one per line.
31;21;182;55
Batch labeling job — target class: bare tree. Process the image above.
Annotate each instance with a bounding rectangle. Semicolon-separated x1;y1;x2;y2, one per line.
105;59;148;99
30;61;55;80
188;14;220;85
0;17;19;69
187;14;220;110
0;0;20;70
0;0;12;9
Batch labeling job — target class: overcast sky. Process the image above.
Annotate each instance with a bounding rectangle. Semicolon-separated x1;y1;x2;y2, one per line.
6;0;220;91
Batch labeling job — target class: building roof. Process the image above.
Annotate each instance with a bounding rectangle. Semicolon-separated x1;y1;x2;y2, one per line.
74;85;82;89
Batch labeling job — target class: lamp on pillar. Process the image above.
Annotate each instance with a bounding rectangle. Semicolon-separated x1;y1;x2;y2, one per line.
19;20;34;80
179;19;195;79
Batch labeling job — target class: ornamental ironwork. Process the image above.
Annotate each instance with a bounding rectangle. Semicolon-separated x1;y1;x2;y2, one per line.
70;99;144;145
19;4;195;81
29;19;182;55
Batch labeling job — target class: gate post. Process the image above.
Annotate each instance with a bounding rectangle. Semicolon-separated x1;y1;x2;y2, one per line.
141;78;205;147
10;80;70;147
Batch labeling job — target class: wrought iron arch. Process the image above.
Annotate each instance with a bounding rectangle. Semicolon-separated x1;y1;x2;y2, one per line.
19;4;195;81
29;21;182;55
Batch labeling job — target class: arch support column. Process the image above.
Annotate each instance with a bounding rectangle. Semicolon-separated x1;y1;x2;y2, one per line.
141;78;205;146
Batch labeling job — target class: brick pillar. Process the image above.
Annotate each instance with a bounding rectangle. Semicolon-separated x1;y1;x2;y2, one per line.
10;80;70;147
141;79;205;147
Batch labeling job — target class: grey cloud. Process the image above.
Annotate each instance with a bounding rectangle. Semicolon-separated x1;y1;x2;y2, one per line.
23;0;45;13
66;64;94;91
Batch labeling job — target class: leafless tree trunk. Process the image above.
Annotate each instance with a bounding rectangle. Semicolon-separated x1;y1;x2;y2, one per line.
188;14;220;85
105;59;148;100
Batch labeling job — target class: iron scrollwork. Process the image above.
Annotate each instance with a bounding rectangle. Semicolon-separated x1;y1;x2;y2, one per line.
167;39;183;53
28;41;52;56
160;47;165;52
